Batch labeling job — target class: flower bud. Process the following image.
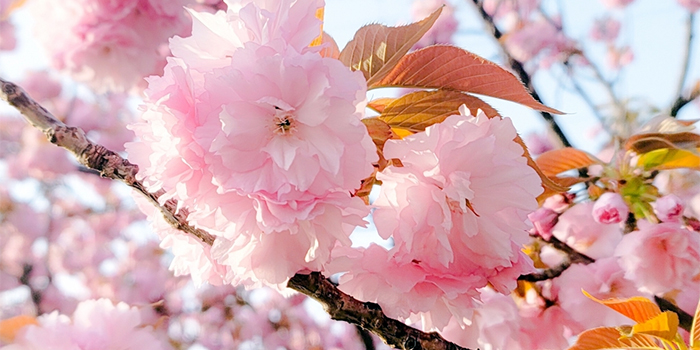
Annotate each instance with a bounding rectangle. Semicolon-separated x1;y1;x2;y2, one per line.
592;192;628;224
654;194;684;222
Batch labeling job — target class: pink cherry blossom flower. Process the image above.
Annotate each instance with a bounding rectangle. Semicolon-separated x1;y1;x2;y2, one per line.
330;109;541;330
654;194;684;222
552;202;623;259
592;192;629;224
615;221;700;294
552;257;642;329
0;19;15;51
28;0;191;92
606;45;634;70
128;1;376;288
3;299;171;350
528;207;558;240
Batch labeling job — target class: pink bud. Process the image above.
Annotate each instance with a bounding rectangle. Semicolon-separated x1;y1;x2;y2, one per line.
654;194;684;222
528;207;559;240
592;192;629;224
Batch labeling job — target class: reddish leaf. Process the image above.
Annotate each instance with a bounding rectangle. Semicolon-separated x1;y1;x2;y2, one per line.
338;7;442;85
690;295;700;347
318;32;340;59
367;98;396;113
372;45;563;114
568;327;662;350
625;132;700;154
536;148;601;177
379;90;499;133
362;117;397;170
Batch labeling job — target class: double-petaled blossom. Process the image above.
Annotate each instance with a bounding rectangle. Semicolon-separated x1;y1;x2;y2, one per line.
329;109;542;330
615;221;700;294
592;192;629;224
128;0;376;288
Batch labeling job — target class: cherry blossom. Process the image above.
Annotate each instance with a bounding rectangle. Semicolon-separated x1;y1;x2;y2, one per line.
592;192;629;224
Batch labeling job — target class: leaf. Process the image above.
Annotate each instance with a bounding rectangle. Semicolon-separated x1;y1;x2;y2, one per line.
367;98;396;113
637;148;700;170
338;7;442;85
625;132;700;154
0;315;38;342
362;117;397;170
691;297;700;347
514;135;569;195
371;45;563;114
318;32;340;59
584;291;662;324
568;327;663;350
379;90;499;133
631;312;679;341
536;148;601;177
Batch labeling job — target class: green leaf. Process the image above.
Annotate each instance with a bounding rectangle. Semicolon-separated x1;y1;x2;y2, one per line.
338;7;442;86
637;148;700;171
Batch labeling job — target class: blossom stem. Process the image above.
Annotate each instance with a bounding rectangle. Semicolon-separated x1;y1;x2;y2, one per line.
671;12;696;117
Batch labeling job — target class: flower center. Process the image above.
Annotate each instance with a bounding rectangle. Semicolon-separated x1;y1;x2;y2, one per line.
272;107;297;135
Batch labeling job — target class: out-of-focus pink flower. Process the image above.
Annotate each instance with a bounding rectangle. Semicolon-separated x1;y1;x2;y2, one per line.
20;71;62;101
553;258;641;329
592;192;629;224
482;0;538;20
590;16;621;42
28;0;191;92
552;202;623;259
600;0;635;9
606;45;634;70
616;221;700;294
0;19;16;51
411;0;458;49
519;304;583;350
330;109;541;330
503;18;577;68
4;299;171;350
528;207;558;240
524;133;554;155
677;0;700;11
654;194;684;222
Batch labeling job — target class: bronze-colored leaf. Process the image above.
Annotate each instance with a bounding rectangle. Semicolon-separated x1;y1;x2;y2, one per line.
318;32;340;59
367;98;396;113
372;45;563;114
362;117;397;170
568;327;662;350
625;132;700;154
309;7;325;47
584;291;662;324
379;90;499;133
536;148;601;178
338;7;442;85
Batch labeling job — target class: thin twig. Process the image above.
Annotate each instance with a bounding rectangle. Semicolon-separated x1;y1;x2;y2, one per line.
518;260;572;282
469;0;572;148
1;76;470;350
654;296;693;332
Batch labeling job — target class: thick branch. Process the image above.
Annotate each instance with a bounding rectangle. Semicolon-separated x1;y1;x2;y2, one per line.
654;296;692;332
287;272;471;350
0;77;214;246
2;77;470;350
518;260;572;282
470;0;572;148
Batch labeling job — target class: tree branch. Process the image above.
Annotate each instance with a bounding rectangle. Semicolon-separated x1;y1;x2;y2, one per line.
1;77;470;350
287;272;471;350
0;77;214;246
518;260;572;282
469;0;572;148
